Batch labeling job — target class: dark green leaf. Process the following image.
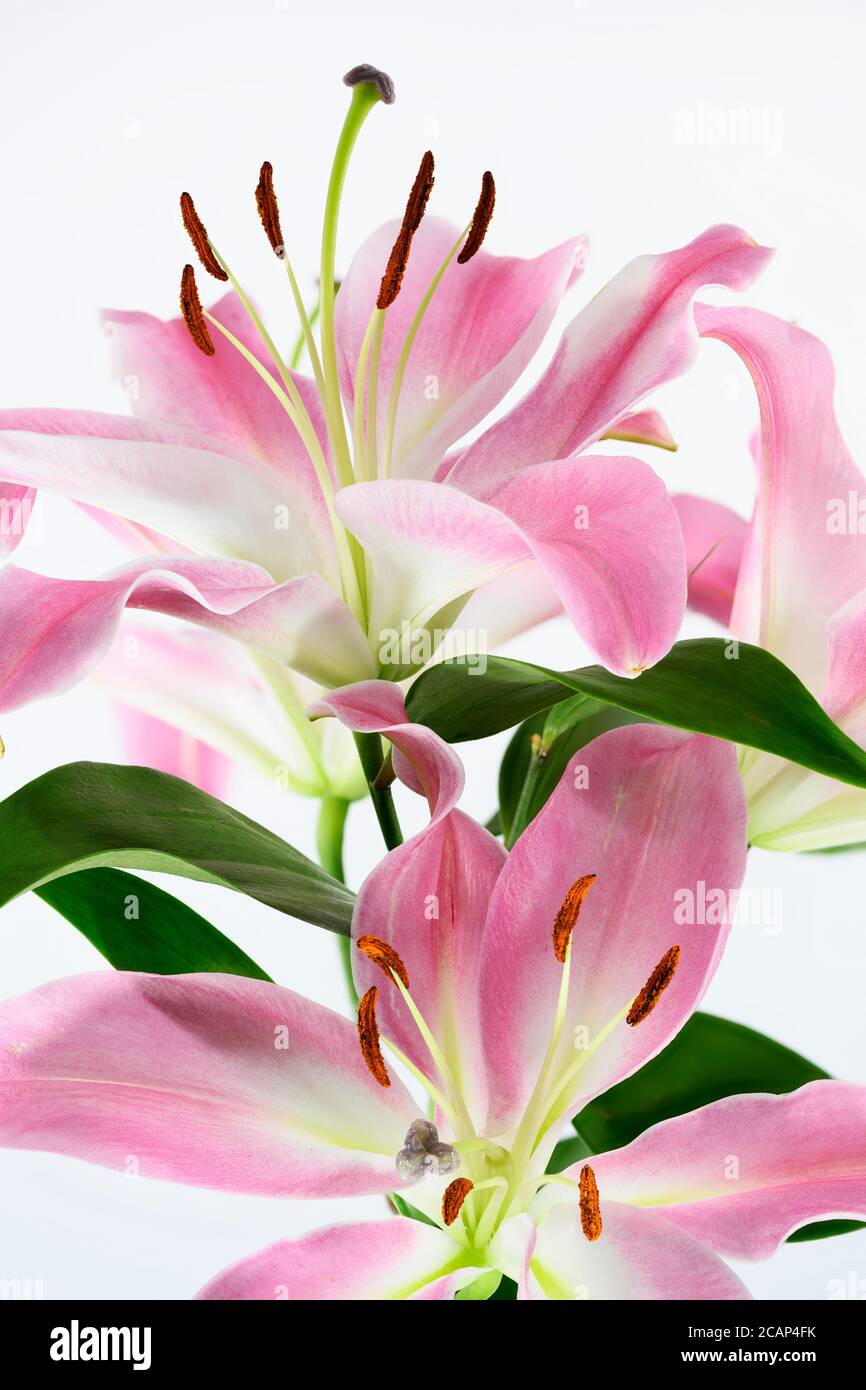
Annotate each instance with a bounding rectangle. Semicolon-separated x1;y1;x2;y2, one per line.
576;1011;828;1154
36;868;271;979
406;640;866;791
0;762;355;936
787;1220;866;1243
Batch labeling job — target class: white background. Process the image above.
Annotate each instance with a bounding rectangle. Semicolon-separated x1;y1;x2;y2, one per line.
1;0;865;1301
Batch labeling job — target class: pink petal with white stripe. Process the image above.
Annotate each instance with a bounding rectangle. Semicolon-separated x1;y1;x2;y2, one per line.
0;973;417;1197
588;1081;866;1260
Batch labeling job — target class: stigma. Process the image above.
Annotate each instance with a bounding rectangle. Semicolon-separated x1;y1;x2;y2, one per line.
395;1119;460;1184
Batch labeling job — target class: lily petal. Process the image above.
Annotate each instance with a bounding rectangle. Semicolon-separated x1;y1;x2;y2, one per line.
527;1200;750;1300
697;305;866;693
0;557;375;711
674;493;747;626
0;972;418;1196
335;216;584;480
602;408;677;451
197;1219;484;1300
588;1081;866;1260
479;724;748;1136
0;482;36;557
116;706;232;799
0;409;333;582
448;225;772;497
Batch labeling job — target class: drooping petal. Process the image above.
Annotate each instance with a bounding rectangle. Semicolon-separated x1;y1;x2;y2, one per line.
102;291;332;486
95;623;364;800
602;408;677;451
673;494;747;626
309;679;464;821
0;409;333;582
698;305;866;693
0;482;36;557
479;724;748;1136
116;706;232;799
0;557;375;711
447;225;772;498
338;455;687;679
587;1082;866;1260
310;681;506;1119
0;973;418;1196
526;1200;750;1300
196;1220;484;1300
335;216;584;480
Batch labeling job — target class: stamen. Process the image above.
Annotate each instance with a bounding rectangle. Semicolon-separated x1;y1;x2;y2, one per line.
357;986;390;1087
377;150;435;309
179;193;228;282
626;945;681;1027
356;935;410;988
442;1177;474;1226
579;1164;602;1242
343;64;396;105
552;875;596;963
255;161;284;257
180;265;215;356
457;170;496;264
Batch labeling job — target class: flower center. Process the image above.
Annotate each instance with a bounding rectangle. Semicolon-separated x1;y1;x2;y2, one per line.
353;888;682;1253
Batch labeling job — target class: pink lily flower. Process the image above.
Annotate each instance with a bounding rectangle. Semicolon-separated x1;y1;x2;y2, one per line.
0;66;772;750
674;307;866;849
2;684;863;1299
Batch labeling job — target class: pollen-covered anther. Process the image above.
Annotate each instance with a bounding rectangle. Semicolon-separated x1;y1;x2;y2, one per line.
376;150;435;309
552;874;597;963
255;161;285;257
457;170;496;264
179;192;228;281
579;1164;602;1242
626;944;681;1027
356;935;410;988
357;986;390;1087
442;1177;474;1226
180;265;215;357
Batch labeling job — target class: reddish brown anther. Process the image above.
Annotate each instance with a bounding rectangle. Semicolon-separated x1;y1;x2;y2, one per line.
356;936;410;989
552;875;597;963
579;1164;602;1242
255;161;285;257
442;1177;474;1226
458;170;496;264
179;265;215;356
357;986;390;1087
179;192;228;281
627;945;682;1027
377;150;435;309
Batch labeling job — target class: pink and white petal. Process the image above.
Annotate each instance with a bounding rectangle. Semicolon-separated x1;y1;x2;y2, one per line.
588;1081;866;1261
103;292;332;484
488;1214;537;1299
336;479;530;676
116;706;232;799
698;306;866;693
309;679;464;821
0;557;375;712
602;408;677;452
527;1200;750;1300
0;409;332;582
673;494;748;626
485;454;687;675
351;808;506;1124
196;1220;482;1300
479;724;748;1136
335;216;584;480
0;973;418;1197
0;483;36;557
448;225;772;498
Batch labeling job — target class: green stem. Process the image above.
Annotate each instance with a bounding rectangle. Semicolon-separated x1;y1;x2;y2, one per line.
316;797;356;1005
353;731;404;851
505;737;547;849
289;299;321;369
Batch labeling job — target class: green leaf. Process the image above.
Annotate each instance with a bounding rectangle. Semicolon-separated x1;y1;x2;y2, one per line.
576;1011;829;1154
454;1269;503;1300
406;640;866;791
787;1220;866;1243
36;868;271;979
388;1194;441;1229
0;762;355;936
